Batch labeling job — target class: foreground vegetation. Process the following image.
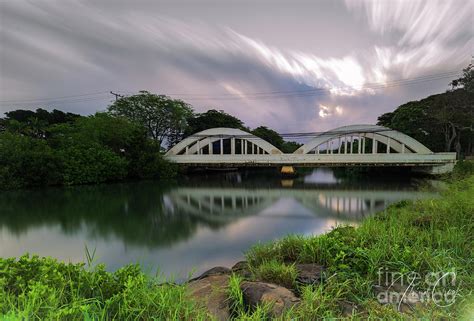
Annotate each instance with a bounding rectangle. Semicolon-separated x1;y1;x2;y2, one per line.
1;163;473;320
243;167;474;319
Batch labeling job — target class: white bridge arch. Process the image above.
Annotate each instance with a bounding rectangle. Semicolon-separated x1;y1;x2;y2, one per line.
164;125;456;174
295;124;432;155
166;127;282;156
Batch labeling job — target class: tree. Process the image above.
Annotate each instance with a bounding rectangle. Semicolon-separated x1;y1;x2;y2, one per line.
377;89;473;155
3;108;80;125
281;141;302;153
251;126;284;149
108;91;194;147
451;63;474;93
1;108;80;138
185;109;245;136
377;97;444;152
432;89;473;155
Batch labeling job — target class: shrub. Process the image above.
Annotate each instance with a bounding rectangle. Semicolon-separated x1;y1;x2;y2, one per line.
0;132;62;189
57;143;128;185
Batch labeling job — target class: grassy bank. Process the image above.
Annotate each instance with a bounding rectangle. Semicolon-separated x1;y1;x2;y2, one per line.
243;168;474;319
1;165;473;320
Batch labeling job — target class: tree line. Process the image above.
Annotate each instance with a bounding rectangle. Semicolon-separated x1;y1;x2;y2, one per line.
1;65;472;189
0;94;302;189
377;64;473;156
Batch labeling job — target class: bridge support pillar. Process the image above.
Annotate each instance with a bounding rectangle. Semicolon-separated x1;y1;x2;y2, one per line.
280;166;296;176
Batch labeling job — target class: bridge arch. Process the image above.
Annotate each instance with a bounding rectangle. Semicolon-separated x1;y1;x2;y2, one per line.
294;124;432;155
166;127;283;156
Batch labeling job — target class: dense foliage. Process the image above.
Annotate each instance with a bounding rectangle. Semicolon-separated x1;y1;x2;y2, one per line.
251;126;301;152
0;110;177;189
184;109;245;136
108;91;194;148
378;66;473;156
0;101;301;190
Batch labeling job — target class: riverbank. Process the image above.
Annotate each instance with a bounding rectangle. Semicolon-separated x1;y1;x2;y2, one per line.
1;163;473;320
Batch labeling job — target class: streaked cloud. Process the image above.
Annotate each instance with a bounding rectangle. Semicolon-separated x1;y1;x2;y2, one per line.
0;0;471;133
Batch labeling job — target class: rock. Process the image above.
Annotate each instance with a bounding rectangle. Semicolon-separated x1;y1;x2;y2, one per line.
231;261;252;278
295;263;325;285
339;300;360;317
373;283;423;313
240;281;300;317
187;274;230;321
189;266;231;282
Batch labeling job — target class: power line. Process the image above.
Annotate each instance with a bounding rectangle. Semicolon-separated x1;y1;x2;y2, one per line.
0;70;462;106
161;70;462;97
0;91;110;103
1;96;112;106
174;127;397;140
178;73;461;101
116;71;459;100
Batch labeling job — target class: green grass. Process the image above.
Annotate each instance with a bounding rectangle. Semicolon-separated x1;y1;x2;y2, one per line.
0;255;209;320
228;273;245;316
245;171;474;319
250;260;298;289
1;164;473;319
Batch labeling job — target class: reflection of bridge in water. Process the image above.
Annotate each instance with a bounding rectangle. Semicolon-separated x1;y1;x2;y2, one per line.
164;187;437;223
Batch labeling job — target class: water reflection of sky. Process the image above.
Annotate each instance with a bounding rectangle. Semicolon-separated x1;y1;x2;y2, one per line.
304;168;341;184
0;169;436;279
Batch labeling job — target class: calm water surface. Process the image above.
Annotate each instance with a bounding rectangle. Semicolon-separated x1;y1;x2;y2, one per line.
0;169;436;279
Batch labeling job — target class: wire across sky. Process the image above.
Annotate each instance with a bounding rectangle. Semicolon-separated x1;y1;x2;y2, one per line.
0;70;461;107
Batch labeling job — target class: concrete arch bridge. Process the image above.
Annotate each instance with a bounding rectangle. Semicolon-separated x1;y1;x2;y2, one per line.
165;125;456;174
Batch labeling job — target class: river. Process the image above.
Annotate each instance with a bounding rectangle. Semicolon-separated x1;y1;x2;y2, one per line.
0;168;437;280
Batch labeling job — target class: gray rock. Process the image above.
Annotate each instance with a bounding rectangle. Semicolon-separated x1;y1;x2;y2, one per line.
295;263;325;285
339;300;363;317
231;261;252;279
240;281;300;317
187;274;230;321
189;266;231;282
372;283;423;313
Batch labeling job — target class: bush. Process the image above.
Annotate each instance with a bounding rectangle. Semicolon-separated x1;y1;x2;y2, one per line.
0;113;179;190
57;143;128;185
0;132;62;189
450;160;474;180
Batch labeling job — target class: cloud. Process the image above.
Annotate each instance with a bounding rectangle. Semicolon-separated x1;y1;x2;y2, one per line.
0;0;471;134
318;104;344;119
345;0;472;77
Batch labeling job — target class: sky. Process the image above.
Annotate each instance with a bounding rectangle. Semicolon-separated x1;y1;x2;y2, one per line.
0;0;472;133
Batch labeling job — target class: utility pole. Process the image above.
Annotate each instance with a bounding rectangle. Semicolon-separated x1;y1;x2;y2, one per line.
110;91;124;101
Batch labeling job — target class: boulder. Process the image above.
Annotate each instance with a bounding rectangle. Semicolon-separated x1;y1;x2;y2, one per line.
373;283;423;313
231;261;252;278
240;281;300;317
339;300;363;317
187;274;230;321
189;266;231;282
295;263;325;285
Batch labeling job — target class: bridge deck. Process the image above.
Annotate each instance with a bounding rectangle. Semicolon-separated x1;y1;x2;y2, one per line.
166;152;456;168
